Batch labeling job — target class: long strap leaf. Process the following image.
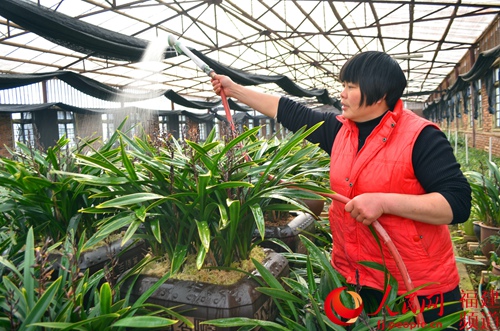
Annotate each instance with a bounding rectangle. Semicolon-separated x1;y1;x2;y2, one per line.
21;277;62;331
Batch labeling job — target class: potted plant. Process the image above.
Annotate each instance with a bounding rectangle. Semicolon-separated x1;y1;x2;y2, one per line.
489;251;500;276
465;161;500;258
0;226;183;330
0;128;148;278
65;123;332;329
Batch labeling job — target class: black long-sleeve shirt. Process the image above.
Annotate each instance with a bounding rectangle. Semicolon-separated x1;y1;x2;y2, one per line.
277;97;471;224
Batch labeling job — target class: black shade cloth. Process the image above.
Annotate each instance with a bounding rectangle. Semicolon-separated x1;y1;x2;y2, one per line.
484;69;496;114
422;44;500;120
446;44;500;96
164;90;220;110
0;102;277;127
0;102;153;115
0;70;264;113
0;0;149;62
0;72;165;102
0;0;340;106
0;102;95;114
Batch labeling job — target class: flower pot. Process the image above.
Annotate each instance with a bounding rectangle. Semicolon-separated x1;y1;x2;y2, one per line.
301;199;325;217
120;249;289;331
480;223;500;259
256;212;316;254
473;221;482;242
492;262;500;276
50;238;148;277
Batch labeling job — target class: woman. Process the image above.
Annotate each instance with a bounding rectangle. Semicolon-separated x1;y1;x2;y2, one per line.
211;51;471;329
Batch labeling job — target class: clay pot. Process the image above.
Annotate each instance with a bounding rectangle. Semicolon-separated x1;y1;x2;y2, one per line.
492;261;500;276
480;222;500;259
301;198;325;216
473;221;482;242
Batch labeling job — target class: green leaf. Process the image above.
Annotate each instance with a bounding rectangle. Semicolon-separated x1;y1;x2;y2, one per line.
170;245;187;274
112;316;177;328
20;277;62;331
206;181;254;191
252;259;298;320
96;193;165;208
26;322;80;330
455;256;487;265
131;272;173;309
251;203;265;240
150;218;162;243
2;276;28;318
120;135;138;181
256;287;303;303
122;219;142;246
300;235;345;289
29;314;120;330
201;317;290;330
0;256;22;279
23;227;35;311
76;153;125;176
99;283;112;316
196;220;211;251
196;245;208;270
83;213;137;250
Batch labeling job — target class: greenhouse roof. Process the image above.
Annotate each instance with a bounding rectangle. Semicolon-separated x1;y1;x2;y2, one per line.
0;0;499;107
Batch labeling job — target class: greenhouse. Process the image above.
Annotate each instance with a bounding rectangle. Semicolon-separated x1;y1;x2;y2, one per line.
0;1;499;330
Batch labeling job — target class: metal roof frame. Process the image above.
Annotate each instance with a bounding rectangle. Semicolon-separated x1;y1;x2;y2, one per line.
0;0;499;107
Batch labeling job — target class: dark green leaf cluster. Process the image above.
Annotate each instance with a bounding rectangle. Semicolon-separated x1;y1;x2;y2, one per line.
465;161;500;227
51;121;332;273
0;227;183;330
202;235;465;331
0;134;111;258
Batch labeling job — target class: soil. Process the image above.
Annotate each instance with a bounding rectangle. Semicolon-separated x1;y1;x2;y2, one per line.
264;211;295;227
140;246;266;285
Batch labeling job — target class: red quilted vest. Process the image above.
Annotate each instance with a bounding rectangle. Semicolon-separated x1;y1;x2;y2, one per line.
328;100;459;296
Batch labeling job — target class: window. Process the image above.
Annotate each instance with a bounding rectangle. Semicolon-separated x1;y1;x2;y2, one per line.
179;115;187;141
12;112;35;149
213;118;220;139
199;122;207;141
462;80;482;128
102;113;115;142
159;115;169;134
57;110;75;147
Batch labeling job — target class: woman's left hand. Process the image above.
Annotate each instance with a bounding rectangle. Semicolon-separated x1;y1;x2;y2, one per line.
344;193;386;225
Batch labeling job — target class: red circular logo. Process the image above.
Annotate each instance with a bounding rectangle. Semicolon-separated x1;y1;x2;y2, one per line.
324;287;364;326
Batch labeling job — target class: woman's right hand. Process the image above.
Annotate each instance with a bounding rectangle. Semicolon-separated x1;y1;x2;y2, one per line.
211;74;234;98
210;73;280;119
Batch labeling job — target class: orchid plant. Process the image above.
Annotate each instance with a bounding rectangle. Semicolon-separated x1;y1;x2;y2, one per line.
65;121;331;274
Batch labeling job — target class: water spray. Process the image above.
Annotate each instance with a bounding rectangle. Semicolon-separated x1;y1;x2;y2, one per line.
167;34;424;324
168;35;236;136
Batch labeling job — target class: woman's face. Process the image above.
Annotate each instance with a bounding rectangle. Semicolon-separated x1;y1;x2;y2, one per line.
340;82;387;123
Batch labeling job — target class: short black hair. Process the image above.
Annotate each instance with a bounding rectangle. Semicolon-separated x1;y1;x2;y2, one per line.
339;51;407;110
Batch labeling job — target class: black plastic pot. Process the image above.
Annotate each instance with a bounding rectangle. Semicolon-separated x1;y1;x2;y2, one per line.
257;212;316;254
120;249;289;331
50;238;148;277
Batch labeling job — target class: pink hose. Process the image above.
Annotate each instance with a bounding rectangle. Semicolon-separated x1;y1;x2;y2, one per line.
326;192;425;324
